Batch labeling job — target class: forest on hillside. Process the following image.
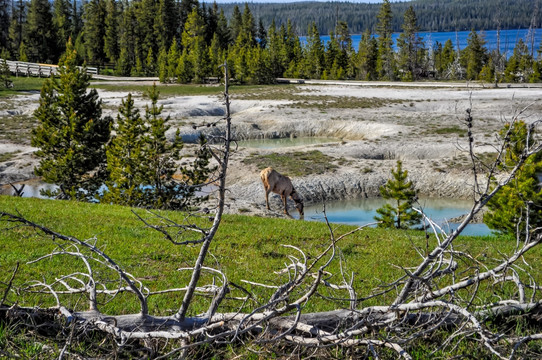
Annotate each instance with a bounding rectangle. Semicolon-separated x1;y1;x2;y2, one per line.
0;0;541;84
220;0;540;36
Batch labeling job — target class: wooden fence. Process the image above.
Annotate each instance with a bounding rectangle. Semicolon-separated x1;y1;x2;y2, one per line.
5;60;98;77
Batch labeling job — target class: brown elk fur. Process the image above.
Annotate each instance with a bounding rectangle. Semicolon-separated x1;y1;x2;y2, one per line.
260;167;304;216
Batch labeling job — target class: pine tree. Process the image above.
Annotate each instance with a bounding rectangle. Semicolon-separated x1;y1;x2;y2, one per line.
257;18;267;49
302;22;324;79
504;39;532;83
0;49;12;88
83;0;107;66
484;121;542;236
215;9;231;49
208;33;223;78
178;0;198;35
375;160;422;229
135;0;158;66
25;0;57;62
102;93;146;206
396;5;423;81
461;30;488;80
104;0;119;63
8;0;26;59
229;5;242;43
158;46;168;82
0;0;11;52
166;37;180;82
155;0;178;52
31;40;111;200
52;0;72;56
116;5;137;75
376;0;395;80
140;84;187;209
181;8;208;83
355;29;378;80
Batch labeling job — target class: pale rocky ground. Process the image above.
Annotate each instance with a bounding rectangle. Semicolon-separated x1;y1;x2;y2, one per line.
1;81;542;219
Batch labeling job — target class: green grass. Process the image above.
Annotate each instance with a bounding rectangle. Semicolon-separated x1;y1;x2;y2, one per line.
1;195;536;317
91;82;266;97
0;77;45;96
242;150;340;176
2;196;542;358
234;85;404;109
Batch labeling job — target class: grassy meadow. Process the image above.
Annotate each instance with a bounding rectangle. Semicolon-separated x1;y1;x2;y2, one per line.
0;195;535;318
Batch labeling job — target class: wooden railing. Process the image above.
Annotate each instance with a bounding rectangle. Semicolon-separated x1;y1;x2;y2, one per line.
6;60;98;77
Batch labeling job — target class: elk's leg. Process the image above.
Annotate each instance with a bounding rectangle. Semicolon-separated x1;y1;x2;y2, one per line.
265;188;271;210
281;195;289;215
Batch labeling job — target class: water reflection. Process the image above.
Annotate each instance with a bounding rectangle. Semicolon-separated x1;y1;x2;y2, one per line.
1;179;57;198
238;137;339;149
1;179;216;199
304;197;492;236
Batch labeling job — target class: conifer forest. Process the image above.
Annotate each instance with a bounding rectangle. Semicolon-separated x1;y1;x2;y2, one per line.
1;0;542;83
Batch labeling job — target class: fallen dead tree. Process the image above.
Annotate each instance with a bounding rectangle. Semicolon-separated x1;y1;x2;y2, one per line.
1;67;542;359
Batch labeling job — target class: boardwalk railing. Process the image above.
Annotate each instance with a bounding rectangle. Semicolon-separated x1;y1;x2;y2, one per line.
6;60;98;77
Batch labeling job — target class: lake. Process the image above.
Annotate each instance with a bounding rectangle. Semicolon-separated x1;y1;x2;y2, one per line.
2;181;492;236
300;28;542;57
303;197;492;236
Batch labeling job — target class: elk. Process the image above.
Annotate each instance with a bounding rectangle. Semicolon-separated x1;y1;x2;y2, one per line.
260;167;304;217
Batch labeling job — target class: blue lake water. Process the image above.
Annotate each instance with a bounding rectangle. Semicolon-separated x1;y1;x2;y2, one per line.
2;181;492;236
303;197;492;236
300;28;542;57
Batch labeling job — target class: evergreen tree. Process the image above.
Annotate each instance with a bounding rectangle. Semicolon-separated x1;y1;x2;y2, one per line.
229;5;242;43
484;121;542;236
17;41;28;61
461;30;488;80
215;9;231;49
25;0;57;62
396;5;423;81
181;8;208;83
103;93;147;206
282;20;302;78
83;0;107;66
8;0;26;59
0;49;12;88
52;0;72;56
375;160;422;229
166;37;180;82
0;0;11;51
504;38;532;83
203;3;218;45
334;21;353;79
158;45;168;82
145;47;156;76
116;4;137;75
302;22;324;79
155;0;178;53
439;39;458;79
135;0;158;66
376;0;395;80
104;0;120;63
266;20;285;78
178;0;198;35
257;18;267;49
31;40;111;200
355;29;378;80
141;84;211;209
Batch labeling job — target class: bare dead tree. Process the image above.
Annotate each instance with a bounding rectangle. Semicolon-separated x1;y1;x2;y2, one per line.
1;71;542;358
